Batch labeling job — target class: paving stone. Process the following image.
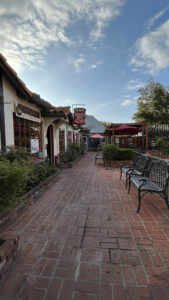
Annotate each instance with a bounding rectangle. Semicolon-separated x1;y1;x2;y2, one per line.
0;152;169;299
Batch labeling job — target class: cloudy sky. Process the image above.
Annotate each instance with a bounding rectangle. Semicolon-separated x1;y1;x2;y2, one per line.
1;0;169;122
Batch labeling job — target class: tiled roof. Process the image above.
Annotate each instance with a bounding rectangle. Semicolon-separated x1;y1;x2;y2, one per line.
82;115;106;133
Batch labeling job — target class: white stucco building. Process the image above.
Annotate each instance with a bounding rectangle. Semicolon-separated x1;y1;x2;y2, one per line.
0;54;81;165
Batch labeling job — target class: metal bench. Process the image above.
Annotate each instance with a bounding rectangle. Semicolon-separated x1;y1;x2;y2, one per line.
120;152;149;188
128;156;169;213
95;152;104;164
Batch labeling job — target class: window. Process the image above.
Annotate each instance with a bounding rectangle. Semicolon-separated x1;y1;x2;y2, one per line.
13;114;42;152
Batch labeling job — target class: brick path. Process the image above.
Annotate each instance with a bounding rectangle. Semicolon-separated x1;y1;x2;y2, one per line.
0;152;169;299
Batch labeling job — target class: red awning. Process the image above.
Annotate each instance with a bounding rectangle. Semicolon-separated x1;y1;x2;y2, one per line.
114;125;141;135
90;134;104;139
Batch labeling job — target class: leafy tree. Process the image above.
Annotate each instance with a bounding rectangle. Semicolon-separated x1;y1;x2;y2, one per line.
133;80;169;124
100;121;111;127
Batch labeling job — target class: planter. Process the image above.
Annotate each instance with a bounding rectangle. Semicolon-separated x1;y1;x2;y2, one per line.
0;234;19;279
104;160;133;168
0;170;60;230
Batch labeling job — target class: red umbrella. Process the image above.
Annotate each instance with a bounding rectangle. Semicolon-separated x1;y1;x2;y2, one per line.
114;125;141;135
90;133;104;139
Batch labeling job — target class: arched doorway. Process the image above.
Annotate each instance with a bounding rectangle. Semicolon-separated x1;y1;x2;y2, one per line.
47;125;54;166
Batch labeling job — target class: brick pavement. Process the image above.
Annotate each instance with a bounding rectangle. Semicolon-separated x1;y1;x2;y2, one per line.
0;152;169;299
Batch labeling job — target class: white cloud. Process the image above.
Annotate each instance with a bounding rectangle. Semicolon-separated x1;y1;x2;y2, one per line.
121;96;137;106
131;19;169;74
0;0;125;72
146;6;169;30
88;59;103;69
70;55;86;72
126;79;145;90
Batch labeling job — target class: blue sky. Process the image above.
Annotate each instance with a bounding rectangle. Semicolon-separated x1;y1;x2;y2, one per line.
1;0;169;122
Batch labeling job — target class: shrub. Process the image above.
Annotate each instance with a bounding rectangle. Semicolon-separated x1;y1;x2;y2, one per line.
118;148;135;160
155;137;166;149
0;160;34;213
0;146;31;162
103;144;119;161
26;161;58;190
66;142;81;161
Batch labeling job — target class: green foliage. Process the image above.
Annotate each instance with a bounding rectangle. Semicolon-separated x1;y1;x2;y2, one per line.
26;162;58;190
0;160;34;213
133;79;169;124
103;144;119;161
0;146;31;162
155;137;167;149
0;150;58;215
118;148;135;160
66;142;81;161
103;145;135;161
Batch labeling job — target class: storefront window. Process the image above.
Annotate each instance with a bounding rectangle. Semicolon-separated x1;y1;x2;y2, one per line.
13;114;42;152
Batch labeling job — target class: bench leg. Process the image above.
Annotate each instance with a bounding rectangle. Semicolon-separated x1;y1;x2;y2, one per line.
95;158;97;164
137;190;141;213
125;174;128;189
120;167;122;180
128;177;131;193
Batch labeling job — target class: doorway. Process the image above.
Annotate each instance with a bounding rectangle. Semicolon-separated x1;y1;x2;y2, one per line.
47;125;54;166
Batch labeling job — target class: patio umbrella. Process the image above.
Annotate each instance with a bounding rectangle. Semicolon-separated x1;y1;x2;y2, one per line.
90;133;104;139
114;125;141;135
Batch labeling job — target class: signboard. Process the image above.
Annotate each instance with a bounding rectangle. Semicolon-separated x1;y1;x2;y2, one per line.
31;138;39;154
90;127;95;133
73;108;86;126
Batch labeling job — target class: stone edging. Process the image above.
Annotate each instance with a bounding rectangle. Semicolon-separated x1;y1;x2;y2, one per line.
0;170;61;230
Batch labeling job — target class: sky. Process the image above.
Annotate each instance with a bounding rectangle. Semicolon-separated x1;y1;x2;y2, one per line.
1;0;169;123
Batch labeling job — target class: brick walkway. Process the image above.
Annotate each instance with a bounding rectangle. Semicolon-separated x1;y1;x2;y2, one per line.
0;152;169;299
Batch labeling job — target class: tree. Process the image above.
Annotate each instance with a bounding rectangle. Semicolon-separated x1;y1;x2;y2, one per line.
133;80;169;124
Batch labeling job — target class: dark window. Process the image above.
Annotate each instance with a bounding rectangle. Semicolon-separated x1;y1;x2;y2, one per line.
13;113;42;152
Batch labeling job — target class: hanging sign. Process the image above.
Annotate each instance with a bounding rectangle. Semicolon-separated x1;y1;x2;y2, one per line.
73;108;86;125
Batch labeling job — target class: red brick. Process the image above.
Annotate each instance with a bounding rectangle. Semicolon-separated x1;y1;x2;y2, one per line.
101;263;122;283
46;278;62;299
113;285;126;300
152;287;169;300
42;259;56;276
73;293;97;300
140;251;152;266
21;285;46;300
75;281;99;293
122;265;136;285
0;274;26;296
126;287;152;298
59;280;74;300
110;249;120;264
150;252;164;267
133;265;148;285
27;276;50;288
100;283;112;300
118;239;137;250
78;263;99;281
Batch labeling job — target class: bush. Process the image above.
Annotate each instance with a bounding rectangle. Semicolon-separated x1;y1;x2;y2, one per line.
118;148;135;160
26;162;58;190
103;144;119;161
0;146;31;162
66;142;81;161
155;137;166;149
0;160;34;213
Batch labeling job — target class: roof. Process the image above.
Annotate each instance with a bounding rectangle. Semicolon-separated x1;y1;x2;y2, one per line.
0;54;52;109
0;54;73;121
82;115;106;134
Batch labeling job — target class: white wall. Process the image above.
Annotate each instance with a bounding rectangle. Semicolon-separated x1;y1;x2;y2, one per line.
2;76;41;148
